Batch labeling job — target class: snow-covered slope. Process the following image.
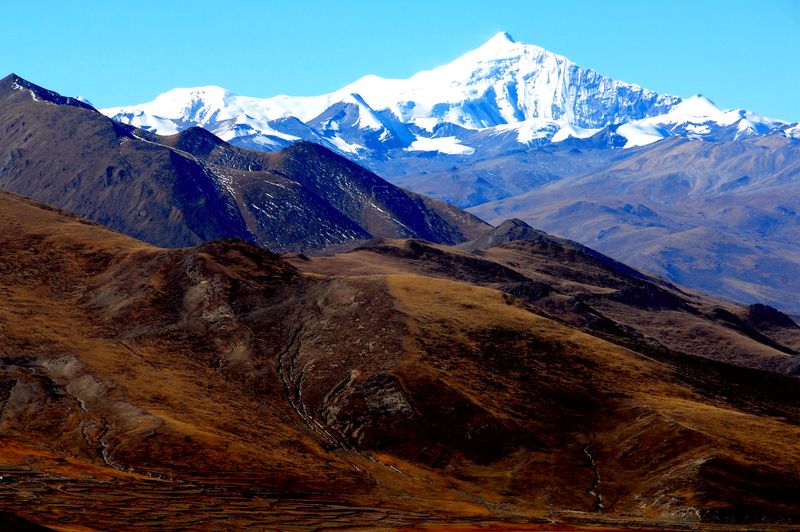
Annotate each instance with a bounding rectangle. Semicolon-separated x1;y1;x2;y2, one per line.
331;32;679;130
610;95;783;148
102;32;792;157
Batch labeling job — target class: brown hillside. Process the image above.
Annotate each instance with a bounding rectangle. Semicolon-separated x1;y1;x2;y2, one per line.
0;191;799;529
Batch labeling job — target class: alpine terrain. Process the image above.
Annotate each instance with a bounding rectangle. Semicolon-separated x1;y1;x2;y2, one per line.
102;32;800;313
1;28;800;532
1;188;800;530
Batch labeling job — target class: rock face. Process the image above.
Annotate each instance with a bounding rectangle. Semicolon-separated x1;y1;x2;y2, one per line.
0;74;253;248
0;74;488;253
3;188;800;529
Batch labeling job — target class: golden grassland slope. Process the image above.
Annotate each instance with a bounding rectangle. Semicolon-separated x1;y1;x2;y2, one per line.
1;190;800;529
293;236;800;375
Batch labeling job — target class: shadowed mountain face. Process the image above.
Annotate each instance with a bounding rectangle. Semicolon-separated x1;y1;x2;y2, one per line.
0;74;488;253
0;74;252;248
2;190;800;529
0;511;54;532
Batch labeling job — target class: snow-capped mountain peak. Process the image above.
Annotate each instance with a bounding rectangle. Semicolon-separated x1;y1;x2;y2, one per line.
458;31;524;59
673;94;721;117
335;31;612;130
486;31;516;45
338;93;384;130
101;33;793;156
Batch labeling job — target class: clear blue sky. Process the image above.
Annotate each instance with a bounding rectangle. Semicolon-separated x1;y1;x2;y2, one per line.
1;0;798;120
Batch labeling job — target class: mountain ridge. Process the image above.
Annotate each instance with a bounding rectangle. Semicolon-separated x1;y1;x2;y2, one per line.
90;42;800;316
0;73;488;254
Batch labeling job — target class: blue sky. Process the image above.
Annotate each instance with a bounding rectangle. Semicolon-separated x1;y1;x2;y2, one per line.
1;0;798;120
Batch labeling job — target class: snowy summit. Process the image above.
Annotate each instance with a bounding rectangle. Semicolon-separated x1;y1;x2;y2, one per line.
102;32;790;156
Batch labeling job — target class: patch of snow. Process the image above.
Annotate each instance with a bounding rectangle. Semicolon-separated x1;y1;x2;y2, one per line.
551;123;602;143
616;123;665;148
11;81;44;104
342;93;383;130
785;123;800;140
404;136;475;155
328;135;364;154
217;117;300;143
250;203;276;220
412;117;440;132
685;124;711;136
490;118;557;143
670;95;724;120
126;112;180;135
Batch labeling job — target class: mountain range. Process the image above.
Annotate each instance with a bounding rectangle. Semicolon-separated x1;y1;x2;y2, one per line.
2;45;800;528
103;32;794;156
100;32;800;313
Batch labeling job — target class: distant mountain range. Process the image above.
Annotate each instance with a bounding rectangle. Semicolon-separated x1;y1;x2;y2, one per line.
102;32;796;157
469;134;800;313
99;33;800;314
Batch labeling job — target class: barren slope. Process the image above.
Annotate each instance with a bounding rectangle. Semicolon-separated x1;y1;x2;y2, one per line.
469;135;800;313
295;220;800;376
